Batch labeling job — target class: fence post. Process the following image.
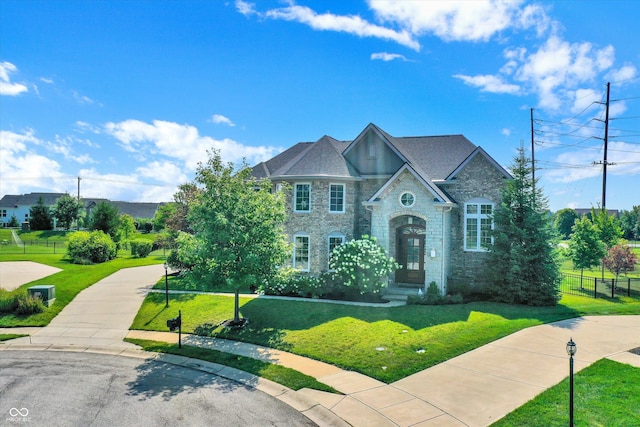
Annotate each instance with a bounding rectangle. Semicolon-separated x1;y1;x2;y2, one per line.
628;278;631;297
594;277;597;298
611;278;615;298
54;241;56;254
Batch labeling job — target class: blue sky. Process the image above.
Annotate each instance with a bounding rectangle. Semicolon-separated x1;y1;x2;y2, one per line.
1;0;639;212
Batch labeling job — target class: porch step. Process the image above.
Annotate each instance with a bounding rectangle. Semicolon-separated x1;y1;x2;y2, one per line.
383;285;423;302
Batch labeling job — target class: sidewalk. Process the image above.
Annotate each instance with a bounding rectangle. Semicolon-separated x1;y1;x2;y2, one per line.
1;262;639;426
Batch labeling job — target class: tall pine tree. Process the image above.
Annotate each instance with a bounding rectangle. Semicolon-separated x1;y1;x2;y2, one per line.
29;196;53;230
486;146;561;306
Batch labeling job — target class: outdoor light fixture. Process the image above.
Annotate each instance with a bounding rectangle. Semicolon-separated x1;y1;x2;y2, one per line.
430;248;436;258
566;338;577;427
164;262;169;308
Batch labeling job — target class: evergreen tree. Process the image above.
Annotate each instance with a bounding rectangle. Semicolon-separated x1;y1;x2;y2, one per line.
29;196;53;230
486;147;561;306
53;193;81;230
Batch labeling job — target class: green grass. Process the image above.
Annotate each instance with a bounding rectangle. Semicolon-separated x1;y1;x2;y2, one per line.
0;252;165;327
126;338;338;393
131;290;640;383
0;334;27;341
492;359;640;427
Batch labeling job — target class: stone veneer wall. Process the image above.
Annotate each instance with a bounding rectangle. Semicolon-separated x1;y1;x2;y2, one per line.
281;179;357;274
367;170;446;290
439;154;507;289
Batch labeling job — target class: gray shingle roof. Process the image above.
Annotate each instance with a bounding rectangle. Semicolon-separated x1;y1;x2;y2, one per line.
250;123;491;184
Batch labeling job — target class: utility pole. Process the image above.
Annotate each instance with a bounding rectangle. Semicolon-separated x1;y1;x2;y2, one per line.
530;108;535;202
77;176;81;230
593;82;612;209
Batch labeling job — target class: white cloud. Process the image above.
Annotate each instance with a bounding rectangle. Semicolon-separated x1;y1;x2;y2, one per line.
608;64;638;83
262;3;420;51
136;160;188;185
454;74;521;94
501;128;511;137
210;114;235;126
235;0;256;16
0;130;65;195
367;0;538;42
40;77;54;84
0;61;28;96
72;90;95;105
104;119;281;171
371;52;407;62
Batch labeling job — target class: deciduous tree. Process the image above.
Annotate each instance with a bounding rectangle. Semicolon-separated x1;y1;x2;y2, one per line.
567;216;606;286
53;193;81;230
178;150;290;292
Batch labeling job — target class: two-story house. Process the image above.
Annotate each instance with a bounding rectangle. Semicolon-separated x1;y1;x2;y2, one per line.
251;123;511;293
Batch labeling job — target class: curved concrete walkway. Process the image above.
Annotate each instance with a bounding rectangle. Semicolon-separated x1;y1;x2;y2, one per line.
1;263;639;426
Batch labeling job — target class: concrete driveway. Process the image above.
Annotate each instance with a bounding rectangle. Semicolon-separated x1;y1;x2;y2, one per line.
0;261;61;291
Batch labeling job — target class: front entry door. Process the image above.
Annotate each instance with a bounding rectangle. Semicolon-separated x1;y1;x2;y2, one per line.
396;227;425;285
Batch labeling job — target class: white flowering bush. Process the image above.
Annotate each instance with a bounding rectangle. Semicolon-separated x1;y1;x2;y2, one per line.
329;235;399;295
258;267;325;298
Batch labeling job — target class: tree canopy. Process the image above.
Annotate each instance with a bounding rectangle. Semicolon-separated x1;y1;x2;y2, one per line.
567;215;606;281
53;193;81;230
89;201;120;240
554;208;579;239
174;150;290;290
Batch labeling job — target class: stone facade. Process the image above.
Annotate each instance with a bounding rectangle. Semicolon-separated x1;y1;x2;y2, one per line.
440;153;507;289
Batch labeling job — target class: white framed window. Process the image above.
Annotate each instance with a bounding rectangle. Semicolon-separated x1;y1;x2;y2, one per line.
464;200;494;251
294;183;311;212
293;233;310;271
399;191;415;208
327;232;345;269
329;184;345;213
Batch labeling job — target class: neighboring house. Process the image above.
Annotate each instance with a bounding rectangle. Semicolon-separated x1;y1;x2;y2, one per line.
574;208;619;218
0;192;164;228
251;123;511;293
0;192;66;227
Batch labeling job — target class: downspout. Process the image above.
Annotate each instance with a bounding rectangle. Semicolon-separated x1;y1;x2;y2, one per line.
441;206;453;294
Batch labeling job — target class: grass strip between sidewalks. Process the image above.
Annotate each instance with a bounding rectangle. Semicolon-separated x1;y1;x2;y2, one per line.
126;338;338;394
492;358;640;427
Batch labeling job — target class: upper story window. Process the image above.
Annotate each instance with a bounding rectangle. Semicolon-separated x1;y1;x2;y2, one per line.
294;183;311;212
464;201;494;251
329;184;345;213
293;233;310;271
400;192;415;208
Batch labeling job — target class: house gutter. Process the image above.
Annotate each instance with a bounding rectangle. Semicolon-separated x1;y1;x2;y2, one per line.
441;206;454;294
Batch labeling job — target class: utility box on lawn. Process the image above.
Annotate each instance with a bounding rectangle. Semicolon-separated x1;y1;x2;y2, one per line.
28;285;55;307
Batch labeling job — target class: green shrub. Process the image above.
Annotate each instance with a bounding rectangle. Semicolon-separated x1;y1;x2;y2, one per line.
130;240;153;258
258;268;325;298
14;293;46;315
67;230;117;264
407;281;464;305
0;290;18;313
329;235;399;295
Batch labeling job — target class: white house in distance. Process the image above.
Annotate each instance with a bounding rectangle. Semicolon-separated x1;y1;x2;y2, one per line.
0;192;164;228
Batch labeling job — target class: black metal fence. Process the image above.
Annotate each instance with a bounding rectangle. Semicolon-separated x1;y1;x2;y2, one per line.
560;273;640;298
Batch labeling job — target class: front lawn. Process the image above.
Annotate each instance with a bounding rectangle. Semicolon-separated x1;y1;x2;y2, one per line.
492;358;640;426
131;291;640;383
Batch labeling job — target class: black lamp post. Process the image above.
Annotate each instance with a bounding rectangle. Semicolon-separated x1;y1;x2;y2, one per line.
566;338;577;427
164;262;169;308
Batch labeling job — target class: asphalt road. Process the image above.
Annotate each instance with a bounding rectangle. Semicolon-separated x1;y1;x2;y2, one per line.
0;351;317;427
